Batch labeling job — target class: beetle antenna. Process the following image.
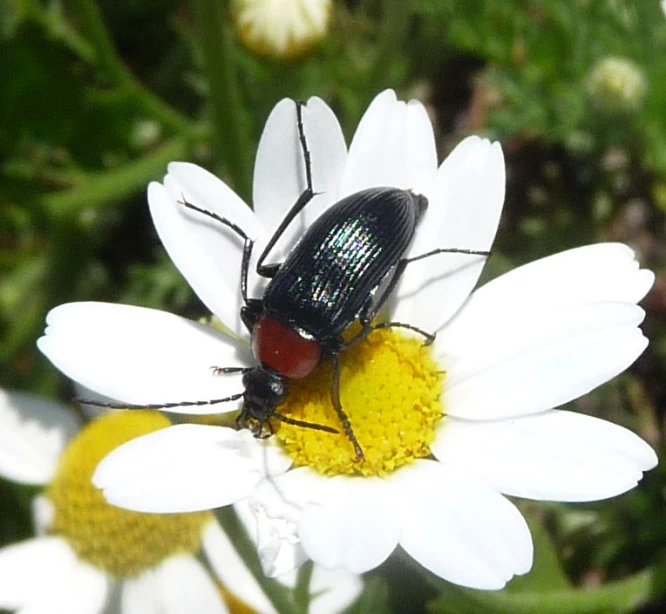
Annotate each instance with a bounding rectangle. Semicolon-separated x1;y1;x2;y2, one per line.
75;393;244;411
177;193;252;242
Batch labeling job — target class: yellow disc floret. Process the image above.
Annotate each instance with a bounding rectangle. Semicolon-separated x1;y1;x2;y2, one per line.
47;410;211;577
275;328;444;477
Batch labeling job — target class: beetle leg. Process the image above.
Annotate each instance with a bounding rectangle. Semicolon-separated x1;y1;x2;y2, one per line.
256;263;281;279
211;366;253;375
331;356;365;461
255;101;320;279
241;300;263;332
255;185;316;278
372;321;435;345
341;260;410;350
404;247;491;263
272;413;339;434
344;246;489;349
340;297;375;350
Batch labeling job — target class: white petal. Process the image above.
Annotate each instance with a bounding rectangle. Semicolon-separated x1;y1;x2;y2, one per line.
443;322;648;420
53;561;109;614
239;476;310;578
304;567;363;614
432;411;657;502
93;426;289;513
253;96;347;265
32;495;55;535
0;390;79;484
442;244;654;344
392;138;505;331
441;301;645;389
122;555;228;614
295;474;400;574
38;302;252;413
206;510;362;614
202;520;276;614
339;90;438;197
0;536;73;608
151;164;263;335
394;460;533;590
0;537;109;613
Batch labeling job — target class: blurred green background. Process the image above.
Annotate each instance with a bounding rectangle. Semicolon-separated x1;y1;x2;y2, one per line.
1;0;666;612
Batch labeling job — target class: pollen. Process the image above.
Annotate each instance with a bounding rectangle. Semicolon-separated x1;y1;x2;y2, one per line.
47;410;211;577
274;328;444;477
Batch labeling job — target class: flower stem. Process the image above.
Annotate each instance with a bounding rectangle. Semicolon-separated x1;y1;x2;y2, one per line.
42;131;202;217
425;559;665;614
191;0;254;202
69;0;191;133
372;0;411;87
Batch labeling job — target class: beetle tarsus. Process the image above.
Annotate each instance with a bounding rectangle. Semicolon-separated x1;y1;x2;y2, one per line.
211;366;251;375
405;247;491;264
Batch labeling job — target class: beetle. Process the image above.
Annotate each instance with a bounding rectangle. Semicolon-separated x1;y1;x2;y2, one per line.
82;101;489;460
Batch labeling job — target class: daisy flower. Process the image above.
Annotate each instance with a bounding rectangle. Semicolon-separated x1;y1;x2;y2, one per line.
0;389;361;613
232;0;332;59
38;90;657;590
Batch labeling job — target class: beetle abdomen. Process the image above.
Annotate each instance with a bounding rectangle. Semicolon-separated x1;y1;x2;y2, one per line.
264;187;426;338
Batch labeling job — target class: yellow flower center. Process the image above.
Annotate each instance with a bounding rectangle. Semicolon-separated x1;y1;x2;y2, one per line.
274;328;443;477
47;410;211;577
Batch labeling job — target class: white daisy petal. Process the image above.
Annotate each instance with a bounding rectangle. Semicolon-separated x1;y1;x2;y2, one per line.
444;323;648;420
204;516;362;614
151;162;264;335
32;495;55;535
0;537;74;608
0;537;109;614
239;476;310;578
38;302;251;413
93;426;289;513
303;567;363;614
253;96;347;263
53;561;109;614
122;555;228;614
440;302;645;388
442;244;654;343
339;90;438;196
0;389;79;485
392;137;505;331
297;475;400;574
432;411;657;502
395;460;533;590
202;520;276;614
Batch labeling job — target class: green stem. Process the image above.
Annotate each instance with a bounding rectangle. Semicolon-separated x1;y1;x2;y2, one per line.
191;0;254;201
42;131;201;217
214;506;301;614
429;560;666;614
372;0;411;87
24;0;95;63
69;0;191;133
293;561;315;613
